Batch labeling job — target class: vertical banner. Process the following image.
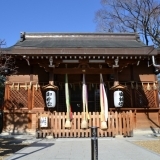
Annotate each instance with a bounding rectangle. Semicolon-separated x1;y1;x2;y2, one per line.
81;74;89;129
64;74;72;128
100;74;108;129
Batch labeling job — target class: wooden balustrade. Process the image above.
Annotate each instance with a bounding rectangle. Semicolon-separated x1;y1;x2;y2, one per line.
36;111;133;138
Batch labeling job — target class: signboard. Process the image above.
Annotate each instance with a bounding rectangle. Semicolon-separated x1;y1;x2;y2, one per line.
40;117;48;127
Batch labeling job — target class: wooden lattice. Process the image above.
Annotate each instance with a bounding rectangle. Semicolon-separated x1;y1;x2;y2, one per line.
8;88;28;109
123;86;132;107
144;90;156;108
134;84;156;108
33;87;45;108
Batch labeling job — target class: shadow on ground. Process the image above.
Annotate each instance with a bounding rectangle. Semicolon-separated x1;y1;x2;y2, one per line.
0;138;29;159
0;138;55;160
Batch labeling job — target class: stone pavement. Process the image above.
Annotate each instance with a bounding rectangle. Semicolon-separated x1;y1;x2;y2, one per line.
1;131;160;160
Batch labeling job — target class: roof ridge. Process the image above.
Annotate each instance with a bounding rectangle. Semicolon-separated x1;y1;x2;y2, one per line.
20;32;140;42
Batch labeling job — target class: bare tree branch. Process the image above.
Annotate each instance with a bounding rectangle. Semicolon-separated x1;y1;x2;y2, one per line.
0;40;18;76
95;0;160;47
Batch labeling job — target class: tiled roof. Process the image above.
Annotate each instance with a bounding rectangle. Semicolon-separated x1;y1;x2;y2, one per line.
13;32;146;48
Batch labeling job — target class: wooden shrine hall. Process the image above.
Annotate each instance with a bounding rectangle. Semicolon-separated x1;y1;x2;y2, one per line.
2;32;160;138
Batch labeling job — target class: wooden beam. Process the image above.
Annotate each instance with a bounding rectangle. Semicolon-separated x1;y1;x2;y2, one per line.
11;47;157;55
52;68;114;74
28;88;32;129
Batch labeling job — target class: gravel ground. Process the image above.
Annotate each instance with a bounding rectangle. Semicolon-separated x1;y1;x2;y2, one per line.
133;138;160;155
0;138;29;160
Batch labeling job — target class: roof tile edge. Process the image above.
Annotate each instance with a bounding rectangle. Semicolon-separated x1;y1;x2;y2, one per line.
19;32;140;41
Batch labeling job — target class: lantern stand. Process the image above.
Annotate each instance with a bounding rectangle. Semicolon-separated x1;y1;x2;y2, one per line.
42;83;59;112
110;82;126;112
43;65;59;111
110;69;126;110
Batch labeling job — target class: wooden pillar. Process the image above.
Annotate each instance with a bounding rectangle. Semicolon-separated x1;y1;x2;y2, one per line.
28;65;33;129
3;85;9;129
28;88;32;129
4;85;9;109
154;90;159;108
130;65;135;107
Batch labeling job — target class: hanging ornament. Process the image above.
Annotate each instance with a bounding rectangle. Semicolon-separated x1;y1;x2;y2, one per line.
42;83;58;108
17;83;20;91
110;81;126;108
35;83;38;90
114;90;124;107
64;74;72;128
81;74;89;129
153;82;157;90
100;74;108;130
11;83;15;90
141;82;144;90
46;90;56;108
29;81;32;90
147;83;151;91
25;82;28;90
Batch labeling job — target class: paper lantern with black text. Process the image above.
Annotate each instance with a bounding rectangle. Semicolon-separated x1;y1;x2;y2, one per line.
46;90;56;108
114;90;124;107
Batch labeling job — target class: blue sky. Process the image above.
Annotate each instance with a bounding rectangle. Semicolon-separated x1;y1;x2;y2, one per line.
1;0;101;47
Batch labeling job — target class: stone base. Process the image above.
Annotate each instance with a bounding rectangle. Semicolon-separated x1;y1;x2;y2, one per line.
115;135;124;138
46;135;54;139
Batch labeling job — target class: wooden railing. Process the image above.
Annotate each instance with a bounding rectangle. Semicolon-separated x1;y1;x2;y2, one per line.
36;111;133;138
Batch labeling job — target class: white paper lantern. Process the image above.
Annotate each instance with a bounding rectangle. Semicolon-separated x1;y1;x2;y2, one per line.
114;90;124;107
46;90;56;108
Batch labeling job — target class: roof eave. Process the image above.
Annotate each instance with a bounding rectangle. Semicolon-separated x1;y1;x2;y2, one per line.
7;46;157;56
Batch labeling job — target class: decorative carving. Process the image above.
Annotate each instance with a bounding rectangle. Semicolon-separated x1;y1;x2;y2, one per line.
112;58;119;68
49;56;55;68
77;63;91;69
